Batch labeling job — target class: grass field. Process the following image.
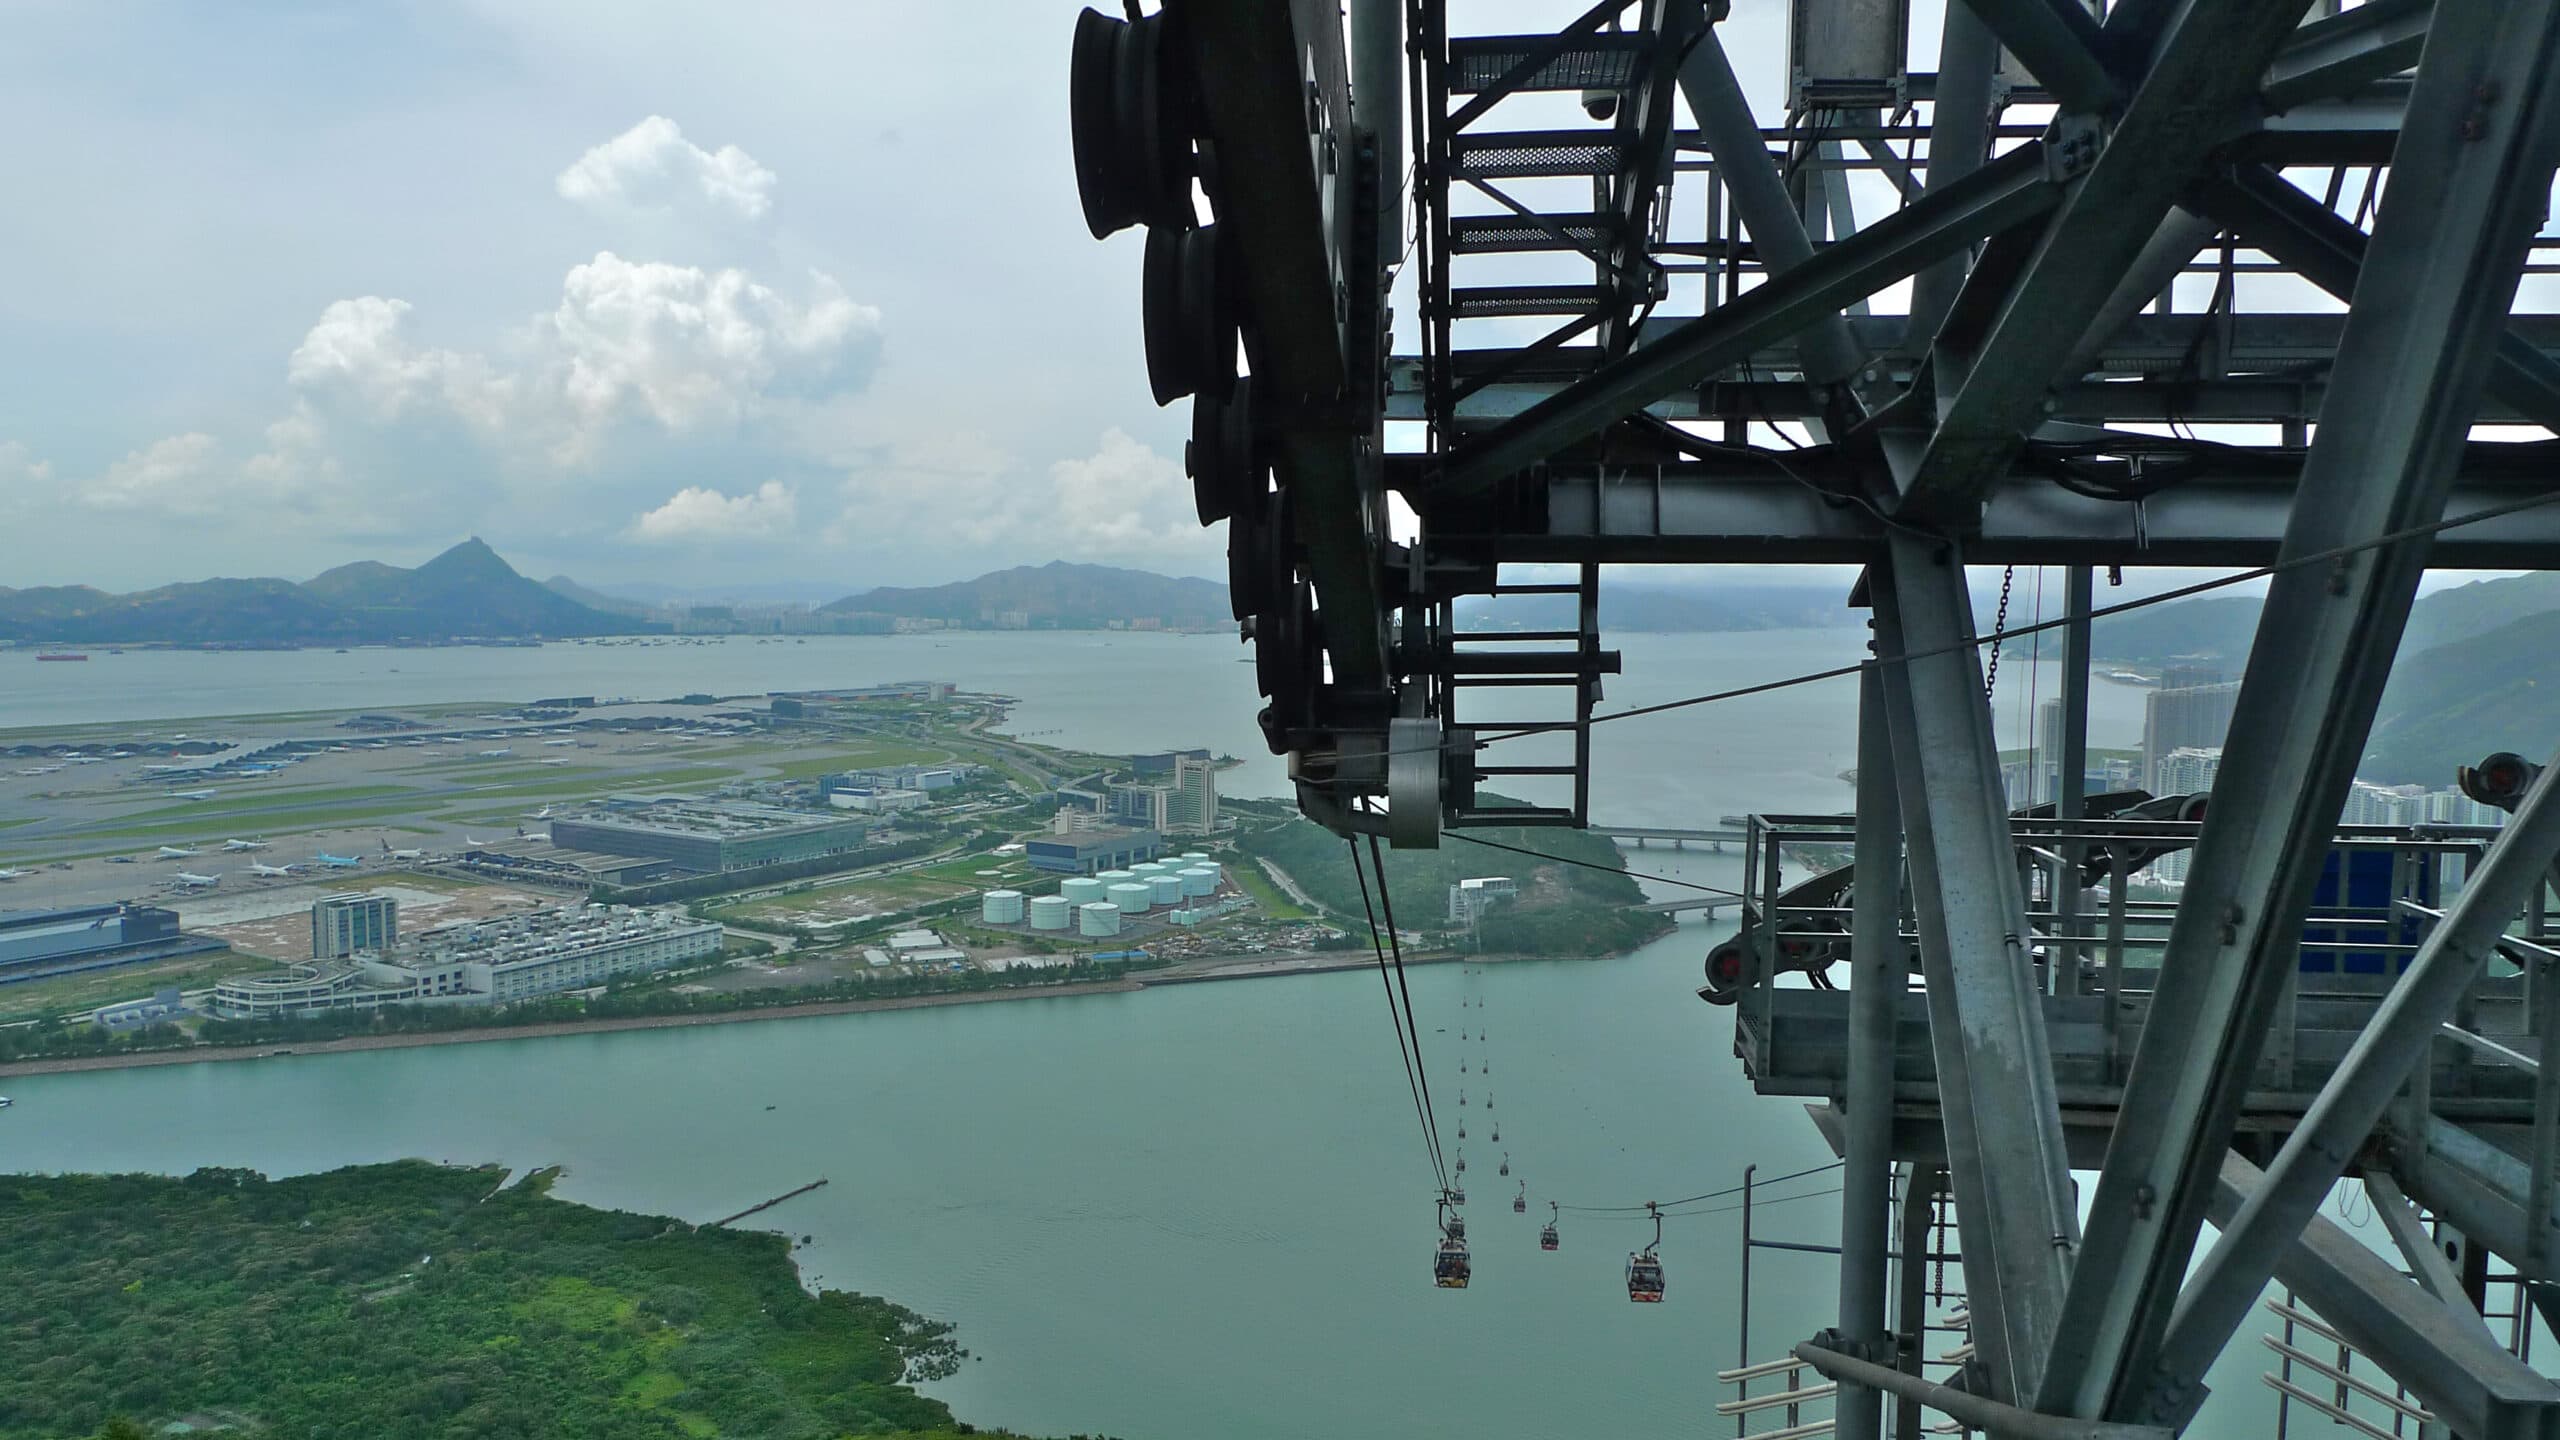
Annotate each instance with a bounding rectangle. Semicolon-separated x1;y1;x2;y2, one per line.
103;784;422;826
0;947;281;1024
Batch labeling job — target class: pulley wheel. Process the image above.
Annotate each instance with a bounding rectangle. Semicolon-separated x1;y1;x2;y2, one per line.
1254;581;1320;724
1143;224;1234;406
1226;489;1267;620
1188;375;1262;526
1070;7;1196;238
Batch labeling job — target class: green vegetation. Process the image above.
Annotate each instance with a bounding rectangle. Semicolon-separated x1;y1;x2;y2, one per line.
1226;859;1310;921
1234;808;1670;957
0;1161;1047;1439
0;949;282;1026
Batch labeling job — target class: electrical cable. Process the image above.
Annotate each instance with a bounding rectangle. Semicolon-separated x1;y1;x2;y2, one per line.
1350;835;1445;1192
1558;1159;1845;1213
1366;833;1448;1183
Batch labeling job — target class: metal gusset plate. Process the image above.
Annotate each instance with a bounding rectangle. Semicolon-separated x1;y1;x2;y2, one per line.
1069;6;1194;239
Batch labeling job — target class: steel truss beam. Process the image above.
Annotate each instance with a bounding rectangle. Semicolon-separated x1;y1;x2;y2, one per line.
1490;460;2560;569
1870;535;2078;1404
1836;659;1906;1440
1956;0;2117;115
1892;1;2317;521
1674;12;1867;390
2142;742;2560;1419
2210;1154;2560;1440
2038;2;2560;1424
2196;164;2560;432
1437;142;2058;495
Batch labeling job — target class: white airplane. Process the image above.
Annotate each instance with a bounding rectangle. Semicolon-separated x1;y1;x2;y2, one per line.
171;790;218;801
170;871;222;888
542;738;578;746
66;755;101;765
477;748;512;757
0;868;24;881
539;758;572;766
531;806;554;820
156;845;202;859
380;841;424;861
250;861;299;877
222;838;269;851
464;836;489;847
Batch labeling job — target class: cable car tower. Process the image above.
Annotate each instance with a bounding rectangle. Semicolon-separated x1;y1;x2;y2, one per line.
1070;0;2560;1434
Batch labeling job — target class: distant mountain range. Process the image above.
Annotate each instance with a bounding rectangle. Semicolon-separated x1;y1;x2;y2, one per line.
0;539;641;644
2091;572;2560;787
818;561;1232;630
1455;581;1853;633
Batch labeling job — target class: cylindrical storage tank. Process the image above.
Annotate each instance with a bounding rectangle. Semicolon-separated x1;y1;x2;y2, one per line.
1129;861;1168;879
1180;851;1209;864
1179;866;1216;897
1097;869;1138;888
1190;859;1223;885
1061;876;1105;907
981;890;1025;924
1028;895;1072;931
1079;902;1122;937
1107;881;1153;915
1148;874;1183;906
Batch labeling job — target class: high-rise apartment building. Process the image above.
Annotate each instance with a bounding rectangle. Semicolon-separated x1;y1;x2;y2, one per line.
1169;754;1219;834
2142;683;2242;791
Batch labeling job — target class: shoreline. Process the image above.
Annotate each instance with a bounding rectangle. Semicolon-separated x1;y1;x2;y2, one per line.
0;944;1554;1081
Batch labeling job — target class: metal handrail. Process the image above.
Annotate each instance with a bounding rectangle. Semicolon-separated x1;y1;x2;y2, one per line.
2259;1337;2434;1421
2261;1376;2416;1440
1719;1356;1814;1384
1717;1383;1839;1417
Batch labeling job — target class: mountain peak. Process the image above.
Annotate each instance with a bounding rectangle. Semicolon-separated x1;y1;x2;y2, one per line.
418;536;516;579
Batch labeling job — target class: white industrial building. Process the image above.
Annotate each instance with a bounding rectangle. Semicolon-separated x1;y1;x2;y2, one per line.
211;905;719;1019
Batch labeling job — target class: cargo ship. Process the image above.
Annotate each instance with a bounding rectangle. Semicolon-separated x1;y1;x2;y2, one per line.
34;652;88;662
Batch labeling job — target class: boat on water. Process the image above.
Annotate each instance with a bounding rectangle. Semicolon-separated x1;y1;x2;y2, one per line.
0;1096;13;1109
35;653;88;662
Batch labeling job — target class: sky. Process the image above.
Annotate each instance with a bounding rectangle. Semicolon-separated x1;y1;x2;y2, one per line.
0;1;1233;593
0;1;2515;605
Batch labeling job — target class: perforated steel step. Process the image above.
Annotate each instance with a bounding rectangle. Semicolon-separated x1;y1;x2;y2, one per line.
1449;284;1609;319
1450;129;1628;179
1450;211;1622;254
1449;33;1648;93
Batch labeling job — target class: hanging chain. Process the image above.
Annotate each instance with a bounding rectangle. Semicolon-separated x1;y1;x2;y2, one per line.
1982;564;2017;699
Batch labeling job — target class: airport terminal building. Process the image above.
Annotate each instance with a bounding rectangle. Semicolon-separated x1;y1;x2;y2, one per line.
550;801;871;873
211;904;720;1019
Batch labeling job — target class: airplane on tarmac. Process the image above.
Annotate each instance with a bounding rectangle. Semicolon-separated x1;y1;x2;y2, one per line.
250;862;299;878
222;839;269;851
170;872;222;888
171;790;218;801
312;853;364;868
0;868;24;881
379;840;424;861
156;845;202;859
530;806;554;820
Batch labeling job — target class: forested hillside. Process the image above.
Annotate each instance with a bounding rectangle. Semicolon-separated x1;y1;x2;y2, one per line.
0;1161;1066;1440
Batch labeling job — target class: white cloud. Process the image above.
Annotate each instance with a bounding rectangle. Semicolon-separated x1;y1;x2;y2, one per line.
632;480;798;541
1046;428;1207;553
556;116;777;222
832;428;1215;566
0;441;51;487
539;252;879;454
287;297;513;429
277;253;881;467
82;433;223;513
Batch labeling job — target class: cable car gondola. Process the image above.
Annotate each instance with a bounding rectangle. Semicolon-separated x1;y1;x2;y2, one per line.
1456;1152;1467;1175
1499;1154;1510;1177
1513;1183;1528;1214
1540;1201;1560;1251
1434;1198;1471;1288
1627;1202;1666;1302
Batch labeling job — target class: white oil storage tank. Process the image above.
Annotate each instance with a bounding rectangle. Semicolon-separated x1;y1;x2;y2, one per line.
1079;902;1122;937
1061;876;1106;906
1180;851;1210;864
1179;866;1216;898
1097;869;1138;888
1147;874;1183;906
1028;895;1072;931
1107;881;1153;914
1129;861;1168;879
981;890;1025;924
